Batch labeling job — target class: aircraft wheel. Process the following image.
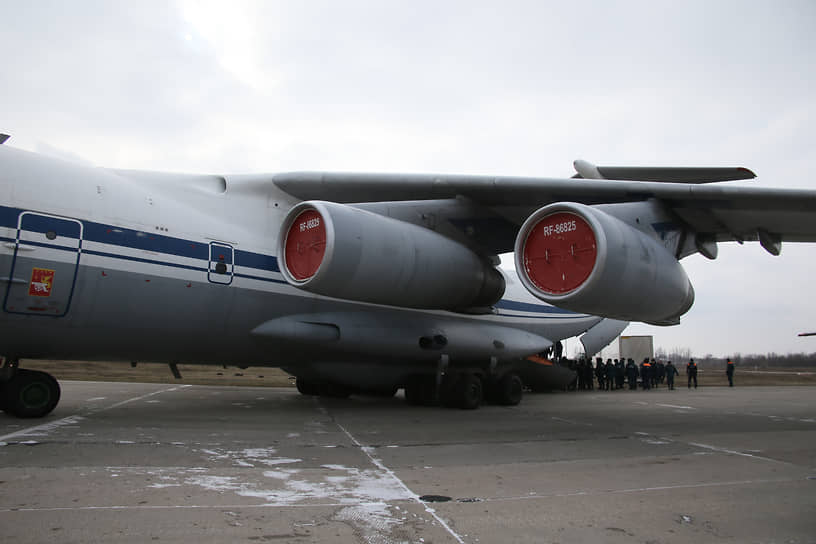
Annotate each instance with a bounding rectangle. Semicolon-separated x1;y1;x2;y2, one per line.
3;369;61;418
494;373;523;406
453;373;483;410
296;378;320;396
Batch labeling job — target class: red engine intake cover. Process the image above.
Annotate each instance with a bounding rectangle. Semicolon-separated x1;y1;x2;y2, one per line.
284;208;326;281
522;211;597;294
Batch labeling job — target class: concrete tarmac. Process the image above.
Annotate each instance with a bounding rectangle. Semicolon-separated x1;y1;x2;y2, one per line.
1;382;814;543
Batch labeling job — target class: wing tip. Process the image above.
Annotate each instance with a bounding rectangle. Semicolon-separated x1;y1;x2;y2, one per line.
737;167;757;179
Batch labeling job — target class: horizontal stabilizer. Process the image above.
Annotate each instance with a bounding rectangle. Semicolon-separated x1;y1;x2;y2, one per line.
573;160;755;183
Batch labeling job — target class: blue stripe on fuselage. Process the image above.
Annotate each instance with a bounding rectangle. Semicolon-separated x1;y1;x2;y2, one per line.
0;204;281;274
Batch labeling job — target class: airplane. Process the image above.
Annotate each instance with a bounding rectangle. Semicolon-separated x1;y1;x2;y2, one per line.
2;134;816;418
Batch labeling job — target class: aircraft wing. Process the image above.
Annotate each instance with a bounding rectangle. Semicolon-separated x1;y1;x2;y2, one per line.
265;163;816;324
272;170;816;251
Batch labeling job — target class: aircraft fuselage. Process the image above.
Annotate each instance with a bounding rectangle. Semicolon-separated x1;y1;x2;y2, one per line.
0;146;599;389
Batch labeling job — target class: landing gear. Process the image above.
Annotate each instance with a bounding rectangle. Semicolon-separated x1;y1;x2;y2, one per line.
295;378;351;398
404;372;485;410
488;373;523;406
448;373;483;410
1;368;61;418
296;377;320;396
296;376;398;400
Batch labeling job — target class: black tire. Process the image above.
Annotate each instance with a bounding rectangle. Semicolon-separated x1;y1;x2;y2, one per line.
495;373;523;406
4;369;61;418
296;378;320;396
454;373;483;410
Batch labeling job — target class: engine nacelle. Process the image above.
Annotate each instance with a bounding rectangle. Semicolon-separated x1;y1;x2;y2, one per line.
514;202;694;324
278;201;505;310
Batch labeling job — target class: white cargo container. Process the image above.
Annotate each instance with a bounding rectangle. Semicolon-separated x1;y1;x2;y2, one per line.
619;335;654;363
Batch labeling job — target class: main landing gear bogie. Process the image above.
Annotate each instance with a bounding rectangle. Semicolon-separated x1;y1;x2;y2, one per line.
0;363;61;419
403;371;524;410
487;372;524;407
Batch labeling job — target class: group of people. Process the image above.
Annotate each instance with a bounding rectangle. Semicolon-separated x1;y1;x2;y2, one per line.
562;356;730;391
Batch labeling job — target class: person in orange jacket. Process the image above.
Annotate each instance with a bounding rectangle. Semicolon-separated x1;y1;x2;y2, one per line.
687;358;698;389
641;358;652;390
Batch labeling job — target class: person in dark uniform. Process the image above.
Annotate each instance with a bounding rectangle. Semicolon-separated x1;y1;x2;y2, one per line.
594;358;604;390
585;358;595;390
726;358;735;387
655;360;665;387
687;358;698;389
605;359;615;391
665;360;679;390
626;358;638;390
640;358;651;390
650;358;659;388
615;359;625;390
638;359;645;389
576;359;586;390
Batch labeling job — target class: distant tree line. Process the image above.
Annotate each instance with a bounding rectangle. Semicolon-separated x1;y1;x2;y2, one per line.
655;348;816;368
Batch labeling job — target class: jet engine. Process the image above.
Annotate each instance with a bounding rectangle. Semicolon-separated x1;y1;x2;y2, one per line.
277;201;505;310
514;202;694;325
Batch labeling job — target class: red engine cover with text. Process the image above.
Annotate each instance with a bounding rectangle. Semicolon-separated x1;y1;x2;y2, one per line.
284;208;326;281
522;211;597;295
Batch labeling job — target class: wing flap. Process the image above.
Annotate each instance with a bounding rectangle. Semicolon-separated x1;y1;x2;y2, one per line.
573;160;756;183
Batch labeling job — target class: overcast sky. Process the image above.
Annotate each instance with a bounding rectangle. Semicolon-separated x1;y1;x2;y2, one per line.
1;1;814;357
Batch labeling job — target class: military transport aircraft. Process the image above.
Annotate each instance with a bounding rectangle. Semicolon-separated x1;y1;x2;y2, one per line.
2;135;816;418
